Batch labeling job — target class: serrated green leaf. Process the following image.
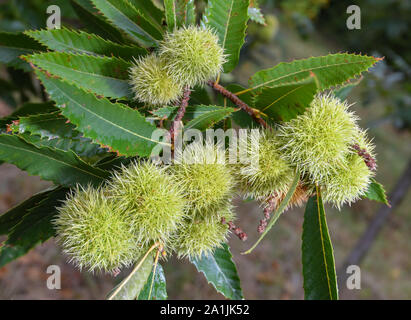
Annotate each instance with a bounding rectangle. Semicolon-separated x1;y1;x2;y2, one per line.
0;102;58;130
0;187;69;268
129;0;165;28
26;52;132;99
364;178;389;206
74;0;100;13
248;0;266;25
0;189;54;235
138;263;167;300
20;133;107;162
206;0;249;73
70;0;126;42
185;106;236;131
0;134;108;187
91;0;163;47
254;76;317;123
302;188;338;300
249;53;380;93
12;112;104;158
191;243;243;300
164;0;195;31
0;31;46;71
26;28;146;60
153;105;226;121
108;252;154;300
36;70;166;157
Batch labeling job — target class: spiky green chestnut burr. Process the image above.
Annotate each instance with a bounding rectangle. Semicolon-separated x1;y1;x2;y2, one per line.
237;129;295;200
174;204;235;259
322;153;374;208
54;186;139;273
277;94;359;183
354;128;375;155
107;161;187;246
159;26;226;87
129;53;183;106
171;142;235;210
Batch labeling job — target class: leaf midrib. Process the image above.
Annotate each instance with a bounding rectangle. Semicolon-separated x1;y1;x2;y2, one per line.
316;187;333;300
185;109;232;129
221;0;235;51
251;59;373;91
33;58;130;83
261;82;309;112
0;140;104;180
103;0;156;43
51;80;169;146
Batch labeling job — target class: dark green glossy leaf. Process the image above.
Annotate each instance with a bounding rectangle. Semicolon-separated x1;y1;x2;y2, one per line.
185;106;236;131
254;76;317;123
70;0;125;42
36;70;164;157
108;252;154;300
191;243;243;300
0;189;54;235
0;187;69;268
152;105;224;121
91;0;163;47
26;28;146;60
129;0;165;28
189;86;212;106
302;189;338;300
205;0;249;73
164;0;195;31
250;53;380;93
0;102;58;130
138;263;167;300
0;31;46;71
364;178;389;206
0;134;108;187
12;112;105;158
26;52;132;99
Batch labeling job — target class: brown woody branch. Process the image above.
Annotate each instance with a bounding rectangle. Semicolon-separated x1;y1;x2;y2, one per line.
207;80;268;129
169;86;191;151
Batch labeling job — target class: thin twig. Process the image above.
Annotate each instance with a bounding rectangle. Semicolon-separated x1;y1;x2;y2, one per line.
207;80;268;129
169;85;191;152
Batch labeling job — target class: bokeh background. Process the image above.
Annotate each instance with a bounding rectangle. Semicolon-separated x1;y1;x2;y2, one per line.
0;0;410;299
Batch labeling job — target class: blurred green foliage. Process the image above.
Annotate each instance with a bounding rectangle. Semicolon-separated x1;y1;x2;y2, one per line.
0;0;76;32
316;0;411;130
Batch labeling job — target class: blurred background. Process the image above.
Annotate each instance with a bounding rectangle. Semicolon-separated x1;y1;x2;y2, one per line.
0;0;410;299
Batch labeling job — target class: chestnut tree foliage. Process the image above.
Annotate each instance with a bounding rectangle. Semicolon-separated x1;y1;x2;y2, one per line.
0;0;388;300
